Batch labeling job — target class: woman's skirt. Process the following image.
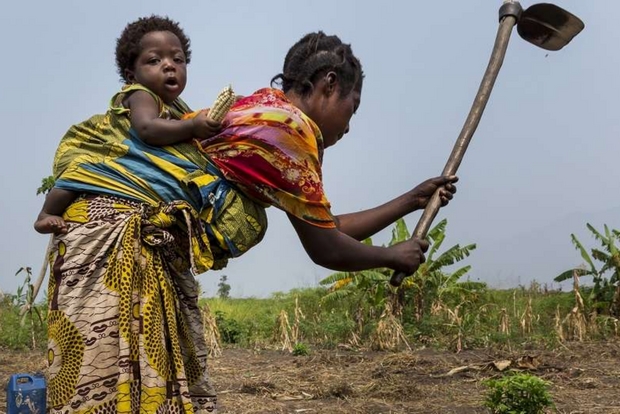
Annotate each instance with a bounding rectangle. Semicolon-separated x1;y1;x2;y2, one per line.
47;194;217;414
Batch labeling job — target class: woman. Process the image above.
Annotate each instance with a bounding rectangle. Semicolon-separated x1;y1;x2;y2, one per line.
46;29;456;414
199;32;457;276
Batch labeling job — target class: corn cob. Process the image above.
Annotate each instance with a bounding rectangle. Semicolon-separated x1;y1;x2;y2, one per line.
208;85;236;123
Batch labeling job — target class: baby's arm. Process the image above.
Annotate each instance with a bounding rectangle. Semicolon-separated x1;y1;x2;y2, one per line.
126;90;221;146
33;188;77;234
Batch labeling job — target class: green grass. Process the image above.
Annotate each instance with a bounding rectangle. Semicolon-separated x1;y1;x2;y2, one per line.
0;297;47;350
1;281;616;351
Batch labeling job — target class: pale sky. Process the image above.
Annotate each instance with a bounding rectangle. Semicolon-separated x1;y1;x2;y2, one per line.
1;1;617;298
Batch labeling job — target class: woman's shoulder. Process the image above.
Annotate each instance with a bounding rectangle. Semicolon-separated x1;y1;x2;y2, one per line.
235;88;293;113
230;88;321;139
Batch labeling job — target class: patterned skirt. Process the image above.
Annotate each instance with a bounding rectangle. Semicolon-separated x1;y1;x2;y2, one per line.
47;195;217;413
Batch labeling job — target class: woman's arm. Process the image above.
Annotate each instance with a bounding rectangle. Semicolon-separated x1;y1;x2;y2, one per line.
126;90;221;145
288;213;429;274
335;176;458;240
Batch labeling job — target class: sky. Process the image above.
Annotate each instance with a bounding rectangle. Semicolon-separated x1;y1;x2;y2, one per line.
0;1;618;299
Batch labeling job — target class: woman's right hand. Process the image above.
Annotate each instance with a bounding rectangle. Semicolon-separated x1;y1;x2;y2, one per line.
388;238;429;275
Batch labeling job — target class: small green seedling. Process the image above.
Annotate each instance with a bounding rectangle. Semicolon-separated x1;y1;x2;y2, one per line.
292;342;310;356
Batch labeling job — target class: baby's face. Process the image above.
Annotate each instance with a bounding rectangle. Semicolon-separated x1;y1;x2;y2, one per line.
127;30;188;104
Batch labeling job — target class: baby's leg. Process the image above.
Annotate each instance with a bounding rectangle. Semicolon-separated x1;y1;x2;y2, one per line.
33;188;78;234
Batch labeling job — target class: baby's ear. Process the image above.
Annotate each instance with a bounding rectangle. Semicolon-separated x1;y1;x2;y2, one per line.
125;69;135;83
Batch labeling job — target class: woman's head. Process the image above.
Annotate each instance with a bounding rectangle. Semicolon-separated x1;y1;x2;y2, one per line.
272;32;364;148
115;16;191;103
273;32;363;98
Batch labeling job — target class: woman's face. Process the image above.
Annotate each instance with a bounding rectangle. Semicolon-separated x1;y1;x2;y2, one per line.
312;81;361;149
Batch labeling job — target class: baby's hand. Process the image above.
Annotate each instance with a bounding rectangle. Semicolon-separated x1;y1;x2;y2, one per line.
34;215;68;235
191;109;222;139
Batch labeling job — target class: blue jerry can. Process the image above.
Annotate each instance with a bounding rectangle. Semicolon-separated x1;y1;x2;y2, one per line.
6;373;47;414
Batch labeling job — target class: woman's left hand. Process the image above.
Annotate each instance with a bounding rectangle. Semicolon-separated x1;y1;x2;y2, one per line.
411;175;458;209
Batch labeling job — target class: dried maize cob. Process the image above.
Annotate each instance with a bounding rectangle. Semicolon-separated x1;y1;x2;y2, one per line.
208;85;236;123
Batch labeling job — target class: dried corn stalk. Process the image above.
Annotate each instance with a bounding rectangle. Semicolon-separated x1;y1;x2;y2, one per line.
520;297;533;335
444;305;464;353
563;307;587;341
290;296;305;345
499;308;510;335
561;270;588;341
201;303;222;358
554;304;565;342
371;302;411;351
589;310;600;337
274;309;293;352
513;290;518;318
347;330;361;348
430;300;443;316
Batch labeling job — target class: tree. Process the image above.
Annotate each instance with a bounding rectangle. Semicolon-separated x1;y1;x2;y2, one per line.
217;275;231;299
37;176;55;195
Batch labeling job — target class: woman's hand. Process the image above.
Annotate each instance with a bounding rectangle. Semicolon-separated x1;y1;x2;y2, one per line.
411;175;458;210
388;238;430;275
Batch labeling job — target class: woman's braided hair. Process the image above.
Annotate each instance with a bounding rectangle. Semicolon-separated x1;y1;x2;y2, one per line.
115;15;191;83
271;32;363;98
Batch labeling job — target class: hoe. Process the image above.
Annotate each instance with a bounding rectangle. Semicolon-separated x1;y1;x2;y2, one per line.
390;1;584;286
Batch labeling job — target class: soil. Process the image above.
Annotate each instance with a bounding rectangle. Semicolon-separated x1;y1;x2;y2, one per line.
1;342;619;413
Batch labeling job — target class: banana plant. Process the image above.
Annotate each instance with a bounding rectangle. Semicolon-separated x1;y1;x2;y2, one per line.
555;224;620;315
320;218;476;320
404;219;476;320
320;237;389;311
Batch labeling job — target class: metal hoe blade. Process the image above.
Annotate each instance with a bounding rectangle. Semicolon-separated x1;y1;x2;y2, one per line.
517;3;585;51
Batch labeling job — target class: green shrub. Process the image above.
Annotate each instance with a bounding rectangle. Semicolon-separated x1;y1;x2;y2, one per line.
292;342;310;356
0;304;47;350
483;373;554;414
214;310;243;344
314;311;357;347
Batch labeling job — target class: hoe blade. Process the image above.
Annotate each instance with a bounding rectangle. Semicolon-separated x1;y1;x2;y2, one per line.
517;3;585;51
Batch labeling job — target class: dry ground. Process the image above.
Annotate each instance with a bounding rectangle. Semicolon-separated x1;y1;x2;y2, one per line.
1;342;619;413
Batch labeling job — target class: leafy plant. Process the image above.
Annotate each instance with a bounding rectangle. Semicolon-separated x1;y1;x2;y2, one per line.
292;342;310;356
36;175;55;195
320;219;476;316
15;267;44;326
0;267;47;350
214;310;243;344
555;224;620;316
483;373;554;414
403;218;477;320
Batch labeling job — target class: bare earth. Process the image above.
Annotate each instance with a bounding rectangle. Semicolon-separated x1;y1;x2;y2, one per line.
1;342;619;413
